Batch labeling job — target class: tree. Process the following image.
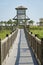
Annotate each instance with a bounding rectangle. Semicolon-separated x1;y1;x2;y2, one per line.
13;21;17;25
3;21;7;29
7;19;12;25
29;20;34;25
7;19;13;30
0;21;3;30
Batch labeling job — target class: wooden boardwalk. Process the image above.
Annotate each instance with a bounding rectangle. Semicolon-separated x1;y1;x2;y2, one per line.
15;29;38;65
2;29;38;65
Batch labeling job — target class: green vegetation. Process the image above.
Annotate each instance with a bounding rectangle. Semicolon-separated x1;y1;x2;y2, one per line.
18;25;24;29
0;19;17;40
29;20;34;25
0;30;11;40
29;26;43;30
30;29;43;39
27;26;43;39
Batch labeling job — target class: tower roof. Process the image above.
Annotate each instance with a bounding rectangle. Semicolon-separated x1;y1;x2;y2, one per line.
15;6;27;10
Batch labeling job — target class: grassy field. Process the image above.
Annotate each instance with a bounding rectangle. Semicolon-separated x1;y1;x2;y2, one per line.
0;30;11;40
28;26;43;39
30;29;43;39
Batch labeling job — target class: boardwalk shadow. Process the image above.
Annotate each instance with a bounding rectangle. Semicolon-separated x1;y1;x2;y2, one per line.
24;30;39;65
15;30;21;65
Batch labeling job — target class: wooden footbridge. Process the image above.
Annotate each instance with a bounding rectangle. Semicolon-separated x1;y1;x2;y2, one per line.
0;27;43;65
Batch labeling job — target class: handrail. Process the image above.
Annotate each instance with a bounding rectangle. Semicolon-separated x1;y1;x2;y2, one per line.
0;29;18;65
24;27;43;65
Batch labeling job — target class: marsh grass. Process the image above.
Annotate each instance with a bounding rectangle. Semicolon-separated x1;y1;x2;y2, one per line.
29;26;43;39
0;29;11;40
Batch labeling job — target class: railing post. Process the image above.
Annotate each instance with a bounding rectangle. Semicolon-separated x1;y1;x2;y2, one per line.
0;38;1;65
41;38;43;65
30;32;32;47
6;34;9;57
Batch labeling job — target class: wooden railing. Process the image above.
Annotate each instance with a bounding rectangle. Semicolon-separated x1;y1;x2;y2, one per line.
0;29;18;65
24;27;43;65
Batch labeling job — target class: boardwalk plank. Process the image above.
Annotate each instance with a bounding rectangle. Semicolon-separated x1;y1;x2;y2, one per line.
15;29;38;65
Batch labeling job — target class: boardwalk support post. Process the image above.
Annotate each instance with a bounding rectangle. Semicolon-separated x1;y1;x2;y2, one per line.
41;38;43;65
0;38;1;65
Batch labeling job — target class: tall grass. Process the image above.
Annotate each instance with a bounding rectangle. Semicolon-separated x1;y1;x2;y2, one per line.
0;29;11;40
28;26;43;39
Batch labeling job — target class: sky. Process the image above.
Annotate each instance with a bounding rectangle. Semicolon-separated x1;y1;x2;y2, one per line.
0;0;43;23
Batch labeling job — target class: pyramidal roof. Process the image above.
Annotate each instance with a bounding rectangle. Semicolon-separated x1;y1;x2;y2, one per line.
15;6;27;10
